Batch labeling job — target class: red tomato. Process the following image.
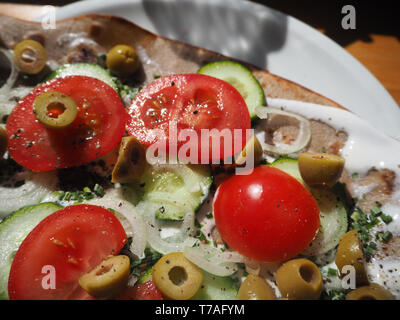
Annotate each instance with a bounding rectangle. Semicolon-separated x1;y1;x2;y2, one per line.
6;76;127;172
126;74;250;162
213;166;320;262
117;281;163;300
8;204;127;300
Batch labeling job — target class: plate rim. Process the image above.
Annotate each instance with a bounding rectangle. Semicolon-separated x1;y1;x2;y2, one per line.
53;0;400;139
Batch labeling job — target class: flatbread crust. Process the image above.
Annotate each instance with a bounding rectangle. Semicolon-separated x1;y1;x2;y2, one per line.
0;13;344;110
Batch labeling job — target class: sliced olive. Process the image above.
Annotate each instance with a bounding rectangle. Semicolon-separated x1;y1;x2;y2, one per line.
298;152;345;188
335;229;368;285
13;39;48;75
276;258;323;300
33;91;78;129
0;127;7;158
112;136;147;183
152;252;203;300
346;283;394;300
79;255;130;299
238;274;276;300
106;44;140;77
235;135;263;167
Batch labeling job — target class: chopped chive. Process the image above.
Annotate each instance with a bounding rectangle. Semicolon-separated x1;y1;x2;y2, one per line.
380;214;393;224
370;206;382;216
93;184;104;197
351;211;360;221
382;231;393;243
328;268;337;277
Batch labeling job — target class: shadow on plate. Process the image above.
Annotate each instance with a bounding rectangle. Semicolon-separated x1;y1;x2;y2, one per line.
143;0;288;69
256;0;400;47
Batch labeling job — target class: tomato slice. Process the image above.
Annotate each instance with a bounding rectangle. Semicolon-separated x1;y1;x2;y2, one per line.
117;281;163;300
6;76;127;172
213;166;320;262
8;204;127;300
127;74;251;162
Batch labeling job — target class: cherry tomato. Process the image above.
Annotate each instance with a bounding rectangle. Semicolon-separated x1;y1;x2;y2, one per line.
8;204;127;300
213;166;320;262
117;281;163;300
126;74;250;162
6;76;127;172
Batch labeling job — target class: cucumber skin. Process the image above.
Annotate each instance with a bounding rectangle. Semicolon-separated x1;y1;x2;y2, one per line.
0;202;62;300
138;266;153;284
198;61;265;119
44;63;118;91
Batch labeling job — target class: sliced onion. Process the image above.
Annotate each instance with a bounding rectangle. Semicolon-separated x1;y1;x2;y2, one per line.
184;244;245;277
86;188;147;259
0;171;57;218
137;201;198;255
0;49;35;117
255;106;311;156
0;48;18;95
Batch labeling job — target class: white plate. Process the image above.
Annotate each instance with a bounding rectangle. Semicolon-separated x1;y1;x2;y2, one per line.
54;0;400;140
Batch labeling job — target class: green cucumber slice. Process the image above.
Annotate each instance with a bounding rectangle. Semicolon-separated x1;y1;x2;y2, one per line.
0;202;62;299
45;63;118;91
131;164;212;221
269;158;348;257
198;61;265;118
193;271;238;300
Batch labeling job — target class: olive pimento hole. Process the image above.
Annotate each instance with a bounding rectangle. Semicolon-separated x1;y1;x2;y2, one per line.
168;266;187;286
96;264;112;276
46;102;66;118
299;265;316;283
131;148;141;165
359;295;376;300
20;48;36;64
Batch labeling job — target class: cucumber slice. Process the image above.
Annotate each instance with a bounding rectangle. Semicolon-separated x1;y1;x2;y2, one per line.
198;61;265;118
193;271;238;300
269;157;302;181
0;202;62;299
132;164;212;221
269;158;348;257
0;164;58;219
45;63;118;91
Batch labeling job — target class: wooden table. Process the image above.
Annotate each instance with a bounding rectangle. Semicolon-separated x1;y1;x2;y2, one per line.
1;2;399;106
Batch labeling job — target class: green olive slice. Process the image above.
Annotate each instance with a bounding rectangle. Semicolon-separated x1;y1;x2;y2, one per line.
238;274;276;300
33;91;78;129
335;229;369;286
235;135;263;167
152;252;203;300
79;255;130;299
0;127;7;158
13;39;48;75
106;44;140;77
298;152;345;188
346;283;394;300
276;258;323;300
112;136;147;183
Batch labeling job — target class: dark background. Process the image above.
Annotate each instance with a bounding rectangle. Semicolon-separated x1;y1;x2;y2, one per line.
2;0;399;47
